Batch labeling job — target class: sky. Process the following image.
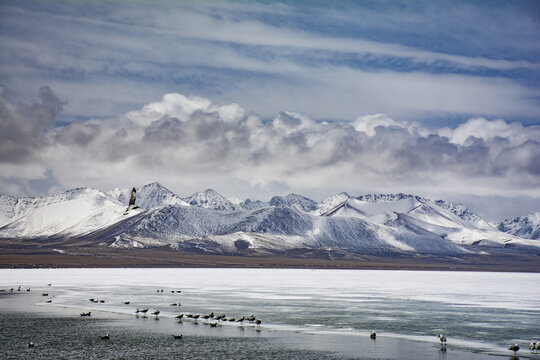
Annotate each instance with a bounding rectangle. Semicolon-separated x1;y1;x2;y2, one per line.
1;0;539;220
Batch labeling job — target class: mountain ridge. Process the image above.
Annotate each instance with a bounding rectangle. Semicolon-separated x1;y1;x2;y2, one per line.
1;183;538;259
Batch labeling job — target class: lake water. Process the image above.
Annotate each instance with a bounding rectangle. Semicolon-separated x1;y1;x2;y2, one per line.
1;268;539;359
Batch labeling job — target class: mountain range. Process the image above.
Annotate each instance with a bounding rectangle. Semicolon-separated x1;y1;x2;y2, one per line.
1;182;539;259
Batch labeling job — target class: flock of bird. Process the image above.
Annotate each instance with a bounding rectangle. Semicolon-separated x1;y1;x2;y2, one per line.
77;288;264;342
3;285;539;355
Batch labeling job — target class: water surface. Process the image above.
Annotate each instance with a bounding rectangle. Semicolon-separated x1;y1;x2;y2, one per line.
2;268;539;359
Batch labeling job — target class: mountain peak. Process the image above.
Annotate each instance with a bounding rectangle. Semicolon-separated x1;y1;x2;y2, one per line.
107;182;188;210
183;189;238;211
269;193;317;212
497;212;540;240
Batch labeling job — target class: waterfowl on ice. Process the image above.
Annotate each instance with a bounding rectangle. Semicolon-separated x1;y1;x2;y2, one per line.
508;344;519;353
438;334;447;343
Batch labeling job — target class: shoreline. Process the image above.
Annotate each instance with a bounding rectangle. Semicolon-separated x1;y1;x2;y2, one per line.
2;247;540;272
0;291;517;360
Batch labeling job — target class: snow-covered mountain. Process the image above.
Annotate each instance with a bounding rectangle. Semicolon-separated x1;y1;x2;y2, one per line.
107;182;188;210
1;183;538;258
496;213;540;240
238;193;317;213
316;192;516;248
0;188;140;237
269;194;318;213
182;189;239;211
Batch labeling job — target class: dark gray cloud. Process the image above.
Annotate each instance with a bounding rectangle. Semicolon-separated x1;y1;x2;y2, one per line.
0;86;64;163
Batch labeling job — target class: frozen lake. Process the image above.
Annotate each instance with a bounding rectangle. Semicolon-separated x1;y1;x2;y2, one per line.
2;268;540;359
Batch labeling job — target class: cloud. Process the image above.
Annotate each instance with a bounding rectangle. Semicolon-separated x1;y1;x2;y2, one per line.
2;88;538;219
1;1;539;124
0;86;64;163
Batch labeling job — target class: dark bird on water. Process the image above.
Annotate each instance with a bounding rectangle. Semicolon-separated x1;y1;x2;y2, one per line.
438;334;447;343
508;344;519;353
123;187;140;215
28;342;35;348
101;334;110;340
370;331;376;339
172;334;183;339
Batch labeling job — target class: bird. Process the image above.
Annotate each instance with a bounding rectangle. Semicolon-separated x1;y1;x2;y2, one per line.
27;342;35;348
210;322;217;327
140;308;148;314
438;334;447;343
123;301;130;304
123;187;140;215
370;331;376;339
169;303;178;306
192;314;200;320
172;334;183;339
530;342;537;353
80;311;91;317
101;334;110;340
255;319;262;325
152;310;160;316
508;344;519;353
246;315;256;321
175;314;184;319
236;316;245;323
